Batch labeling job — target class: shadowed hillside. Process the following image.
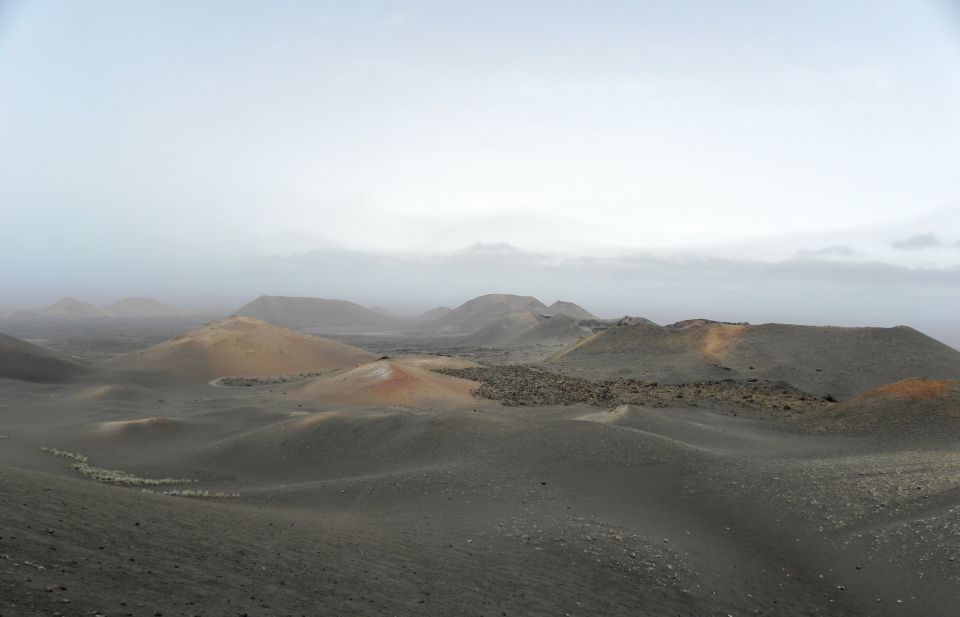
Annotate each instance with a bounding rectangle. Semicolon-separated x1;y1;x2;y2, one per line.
426;294;595;335
0;333;91;382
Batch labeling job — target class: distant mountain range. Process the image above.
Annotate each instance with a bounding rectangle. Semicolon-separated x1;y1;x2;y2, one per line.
423;294;596;334
233;293;598;337
0;294;601;339
1;297;190;319
234;296;399;333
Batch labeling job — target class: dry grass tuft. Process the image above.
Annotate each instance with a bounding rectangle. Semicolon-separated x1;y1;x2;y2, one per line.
143;489;241;498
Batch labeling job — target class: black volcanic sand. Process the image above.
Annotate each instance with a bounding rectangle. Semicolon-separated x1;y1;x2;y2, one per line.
2;370;960;617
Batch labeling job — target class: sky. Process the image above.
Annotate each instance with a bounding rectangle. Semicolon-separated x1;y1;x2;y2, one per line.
1;1;959;345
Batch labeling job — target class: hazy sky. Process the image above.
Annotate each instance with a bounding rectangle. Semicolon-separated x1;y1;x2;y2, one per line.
1;1;959;344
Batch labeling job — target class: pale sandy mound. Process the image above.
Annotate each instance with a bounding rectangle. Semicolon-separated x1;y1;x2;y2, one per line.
577;404;632;424
292;409;400;429
290;359;488;410
109;316;376;381
389;355;481;371
293;411;345;429
88;417;190;438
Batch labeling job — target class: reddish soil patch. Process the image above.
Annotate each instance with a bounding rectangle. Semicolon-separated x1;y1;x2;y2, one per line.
865;378;955;401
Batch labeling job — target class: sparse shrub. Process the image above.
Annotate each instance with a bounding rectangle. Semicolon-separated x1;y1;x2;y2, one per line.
141;488;241;498
41;446;195;486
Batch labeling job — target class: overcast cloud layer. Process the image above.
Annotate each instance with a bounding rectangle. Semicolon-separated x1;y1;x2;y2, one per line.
1;1;959;347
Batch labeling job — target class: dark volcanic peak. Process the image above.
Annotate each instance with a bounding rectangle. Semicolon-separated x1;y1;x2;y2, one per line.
417;306;454;322
369;306;399;318
454;293;547;315
15;297;185;319
544;301;596;320
550;321;960;399
234;295;400;333
0;332;91;382
4;309;43;319
439;293;549;333
43;297;102;318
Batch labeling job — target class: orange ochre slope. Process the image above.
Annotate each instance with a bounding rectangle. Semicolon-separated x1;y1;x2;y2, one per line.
864;378;956;401
290;357;489;411
108;316;377;380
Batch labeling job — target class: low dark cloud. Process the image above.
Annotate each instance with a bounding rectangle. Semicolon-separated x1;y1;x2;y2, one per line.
892;233;944;250
796;246;857;258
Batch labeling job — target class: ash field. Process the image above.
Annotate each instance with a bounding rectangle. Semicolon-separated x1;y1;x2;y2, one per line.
2;294;960;617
